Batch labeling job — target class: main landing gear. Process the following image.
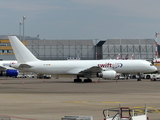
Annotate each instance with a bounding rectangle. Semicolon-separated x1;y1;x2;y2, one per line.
74;75;82;82
83;79;92;83
74;75;92;83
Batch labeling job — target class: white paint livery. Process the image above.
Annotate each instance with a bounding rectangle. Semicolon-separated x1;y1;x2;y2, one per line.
8;36;157;82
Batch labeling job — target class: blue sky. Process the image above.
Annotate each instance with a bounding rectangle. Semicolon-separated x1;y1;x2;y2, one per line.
1;0;160;42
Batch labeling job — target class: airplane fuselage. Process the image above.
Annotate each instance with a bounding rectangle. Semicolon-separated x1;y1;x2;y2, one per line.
19;59;156;75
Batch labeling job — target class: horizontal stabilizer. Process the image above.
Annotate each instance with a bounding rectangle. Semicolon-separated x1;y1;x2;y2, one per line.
19;64;32;68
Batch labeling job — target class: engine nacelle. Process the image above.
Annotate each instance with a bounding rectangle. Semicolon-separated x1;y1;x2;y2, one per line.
0;69;19;77
97;70;116;79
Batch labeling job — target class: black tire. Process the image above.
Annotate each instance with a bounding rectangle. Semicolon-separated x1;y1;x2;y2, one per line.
74;79;82;82
84;79;92;83
146;75;150;79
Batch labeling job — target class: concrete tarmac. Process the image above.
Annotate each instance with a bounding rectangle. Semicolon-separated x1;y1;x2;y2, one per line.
0;77;159;120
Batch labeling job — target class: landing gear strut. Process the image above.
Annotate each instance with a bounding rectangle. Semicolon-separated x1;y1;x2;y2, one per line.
74;75;92;83
83;73;92;82
137;73;141;81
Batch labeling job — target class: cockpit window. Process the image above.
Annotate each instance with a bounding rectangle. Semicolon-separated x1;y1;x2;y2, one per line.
150;64;153;66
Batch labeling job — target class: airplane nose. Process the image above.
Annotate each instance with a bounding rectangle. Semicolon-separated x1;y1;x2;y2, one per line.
153;66;158;71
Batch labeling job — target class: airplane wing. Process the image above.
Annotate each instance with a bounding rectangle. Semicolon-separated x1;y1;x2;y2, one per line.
79;66;102;74
67;66;117;79
67;66;102;76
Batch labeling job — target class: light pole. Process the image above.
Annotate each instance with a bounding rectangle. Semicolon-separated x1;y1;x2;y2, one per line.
19;21;22;41
95;39;98;60
155;32;160;60
23;16;26;41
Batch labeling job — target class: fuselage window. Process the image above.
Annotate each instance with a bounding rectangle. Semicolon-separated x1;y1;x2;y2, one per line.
150;64;153;66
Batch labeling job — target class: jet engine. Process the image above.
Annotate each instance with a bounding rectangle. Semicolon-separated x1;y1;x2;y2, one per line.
0;69;19;77
97;70;116;79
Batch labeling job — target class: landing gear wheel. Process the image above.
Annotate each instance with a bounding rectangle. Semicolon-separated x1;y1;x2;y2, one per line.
83;79;92;83
146;75;150;79
137;73;142;81
74;79;82;83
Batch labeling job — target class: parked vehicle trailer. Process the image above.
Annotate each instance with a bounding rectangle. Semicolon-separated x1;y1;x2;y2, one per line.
37;74;51;79
103;104;149;120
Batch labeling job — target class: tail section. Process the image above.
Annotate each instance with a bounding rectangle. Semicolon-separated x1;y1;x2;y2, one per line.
8;36;38;63
130;54;134;59
116;54;121;59
124;54;128;60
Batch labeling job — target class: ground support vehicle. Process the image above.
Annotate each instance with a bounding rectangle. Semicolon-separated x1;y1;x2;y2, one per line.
103;104;149;120
16;74;27;78
16;74;35;78
144;73;160;81
62;105;149;120
62;116;93;120
37;74;51;79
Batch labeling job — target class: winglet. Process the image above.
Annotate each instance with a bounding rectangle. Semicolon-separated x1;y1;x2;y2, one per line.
8;36;39;63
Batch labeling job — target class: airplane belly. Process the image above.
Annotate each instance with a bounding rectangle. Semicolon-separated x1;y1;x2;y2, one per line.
116;67;138;73
30;66;70;75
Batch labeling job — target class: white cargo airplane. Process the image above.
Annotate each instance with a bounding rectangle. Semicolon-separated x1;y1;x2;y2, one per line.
8;36;157;82
0;60;18;77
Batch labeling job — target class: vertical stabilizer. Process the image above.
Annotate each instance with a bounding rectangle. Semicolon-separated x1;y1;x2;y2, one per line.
124;54;128;60
8;36;38;63
130;54;135;59
116;54;121;59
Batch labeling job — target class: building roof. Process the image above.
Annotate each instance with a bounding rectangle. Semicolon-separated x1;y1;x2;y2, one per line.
0;35;40;40
0;35;9;39
104;39;155;45
26;39;94;46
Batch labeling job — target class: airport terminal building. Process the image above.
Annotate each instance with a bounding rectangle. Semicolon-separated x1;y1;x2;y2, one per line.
0;35;157;61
